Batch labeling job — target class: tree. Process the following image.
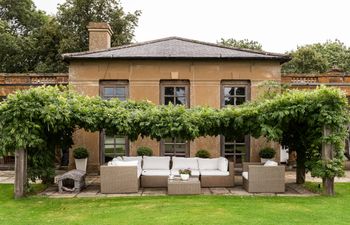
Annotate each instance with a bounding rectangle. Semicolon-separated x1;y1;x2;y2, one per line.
282;40;350;74
219;38;263;51
57;0;141;54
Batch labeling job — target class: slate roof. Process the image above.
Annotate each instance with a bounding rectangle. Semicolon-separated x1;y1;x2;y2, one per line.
63;37;290;63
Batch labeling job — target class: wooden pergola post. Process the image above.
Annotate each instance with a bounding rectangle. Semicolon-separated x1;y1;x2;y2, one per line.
14;149;27;199
322;127;335;196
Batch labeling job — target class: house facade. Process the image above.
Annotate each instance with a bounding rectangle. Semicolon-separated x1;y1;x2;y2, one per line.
64;23;289;172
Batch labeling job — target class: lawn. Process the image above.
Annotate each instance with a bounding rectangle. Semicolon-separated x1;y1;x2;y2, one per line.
0;183;349;225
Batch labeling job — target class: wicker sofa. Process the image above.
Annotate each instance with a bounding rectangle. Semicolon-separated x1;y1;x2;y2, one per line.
242;162;285;193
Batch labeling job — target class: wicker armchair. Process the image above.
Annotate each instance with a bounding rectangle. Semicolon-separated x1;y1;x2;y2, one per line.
242;162;285;193
100;165;139;194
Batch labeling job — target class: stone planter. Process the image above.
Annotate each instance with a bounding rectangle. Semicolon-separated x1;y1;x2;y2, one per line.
75;158;88;172
260;158;273;163
180;174;190;181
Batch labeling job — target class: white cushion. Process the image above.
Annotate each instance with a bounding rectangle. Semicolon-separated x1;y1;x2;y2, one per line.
143;156;170;170
264;160;278;166
142;169;170;176
242;171;248;179
218;157;228;172
172;157;199;170
122;156;143;177
170;169;200;176
115;160;138;167
198;158;219;170
200;170;229;176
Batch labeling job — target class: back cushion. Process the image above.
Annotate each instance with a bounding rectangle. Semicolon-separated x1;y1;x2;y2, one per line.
198;158;219;170
172;157;199;170
115;160;138;167
218;157;228;172
123;156;142;172
143;156;170;170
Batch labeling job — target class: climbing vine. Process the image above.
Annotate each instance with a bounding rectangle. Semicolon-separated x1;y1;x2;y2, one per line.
0;85;348;182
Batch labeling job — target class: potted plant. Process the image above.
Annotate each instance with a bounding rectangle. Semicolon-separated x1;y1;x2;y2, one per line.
179;169;191;181
73;147;89;171
259;147;276;163
195;149;210;158
137;146;153;156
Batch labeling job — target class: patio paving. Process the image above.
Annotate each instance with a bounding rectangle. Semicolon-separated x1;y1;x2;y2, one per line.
1;170;349;197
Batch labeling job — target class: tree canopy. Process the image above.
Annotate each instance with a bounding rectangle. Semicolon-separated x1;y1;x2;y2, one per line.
282;40;350;74
0;85;348;188
0;0;141;73
219;38;263;51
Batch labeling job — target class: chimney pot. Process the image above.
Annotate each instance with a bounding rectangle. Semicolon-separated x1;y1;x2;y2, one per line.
87;22;113;51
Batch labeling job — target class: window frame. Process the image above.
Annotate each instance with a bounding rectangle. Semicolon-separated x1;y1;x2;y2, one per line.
99;80;130;164
220;80;251;164
159;80;190;157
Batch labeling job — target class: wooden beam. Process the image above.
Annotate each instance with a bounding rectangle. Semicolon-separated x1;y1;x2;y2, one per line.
322;127;335;196
14;149;27;199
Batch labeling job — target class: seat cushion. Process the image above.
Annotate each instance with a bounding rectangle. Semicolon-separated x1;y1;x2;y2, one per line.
143;156;170;170
242;171;248;180
198;158;219;170
171;169;200;176
142;169;170;176
200;170;229;176
172;157;199;170
218;157;228;172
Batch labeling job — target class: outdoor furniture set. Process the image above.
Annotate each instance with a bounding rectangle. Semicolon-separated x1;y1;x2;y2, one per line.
100;156;235;194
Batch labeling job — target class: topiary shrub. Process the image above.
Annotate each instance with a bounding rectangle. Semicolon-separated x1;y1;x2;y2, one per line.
195;149;211;158
73;147;89;159
259;147;276;159
137;146;153;156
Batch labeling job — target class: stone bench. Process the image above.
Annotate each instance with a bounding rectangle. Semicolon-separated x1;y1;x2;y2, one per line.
56;169;86;193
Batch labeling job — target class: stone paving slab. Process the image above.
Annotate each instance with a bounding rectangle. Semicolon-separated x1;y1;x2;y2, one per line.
201;188;211;195
210;188;230;195
142;188;167;196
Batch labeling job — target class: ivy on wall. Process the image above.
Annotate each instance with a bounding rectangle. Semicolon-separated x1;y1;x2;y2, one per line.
0;85;348;182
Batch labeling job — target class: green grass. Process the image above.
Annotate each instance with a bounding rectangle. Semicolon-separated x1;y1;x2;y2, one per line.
1;183;350;225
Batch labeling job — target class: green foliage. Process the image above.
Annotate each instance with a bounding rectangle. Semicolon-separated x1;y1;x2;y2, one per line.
0;85;348;188
282;40;350;73
219;38;263;51
179;169;191;175
136;146;153;156
195;149;210;158
73;147;89;159
259;147;276;158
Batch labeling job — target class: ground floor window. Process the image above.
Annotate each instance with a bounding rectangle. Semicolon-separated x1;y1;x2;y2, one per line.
221;135;250;164
101;134;129;163
161;138;189;157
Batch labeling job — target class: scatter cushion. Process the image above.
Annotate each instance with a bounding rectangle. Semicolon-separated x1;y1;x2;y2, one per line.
142;169;170;176
198;158;219;170
115;160;138;167
172;157;199;170
218;157;228;172
143;156;170;170
170;169;200;176
200;170;229;176
264;160;278;167
242;171;248;179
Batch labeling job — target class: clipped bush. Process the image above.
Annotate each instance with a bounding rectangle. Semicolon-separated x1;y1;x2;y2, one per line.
195;149;211;158
137;146;153;156
259;147;276;159
73;147;89;159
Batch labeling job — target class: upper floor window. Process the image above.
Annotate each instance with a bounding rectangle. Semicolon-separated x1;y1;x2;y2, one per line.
221;81;250;107
100;80;128;100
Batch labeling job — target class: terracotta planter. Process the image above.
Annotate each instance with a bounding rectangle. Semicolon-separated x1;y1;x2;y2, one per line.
75;158;88;172
180;174;190;181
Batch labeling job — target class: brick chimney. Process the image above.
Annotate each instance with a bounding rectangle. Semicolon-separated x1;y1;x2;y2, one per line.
87;22;113;51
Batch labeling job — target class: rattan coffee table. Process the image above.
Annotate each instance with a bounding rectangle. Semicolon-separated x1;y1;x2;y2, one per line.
168;177;201;195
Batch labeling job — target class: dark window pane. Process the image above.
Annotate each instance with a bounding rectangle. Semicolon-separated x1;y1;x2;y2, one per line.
175;145;186;153
224;87;235;96
164;144;174;153
225;136;236;143
235;155;244;164
164;87;174;95
175;97;186;105
236;97;246;105
235;145;246;154
236;135;245;143
224;97;235;105
104;87;114;96
175;87;186;96
164;97;175;105
224;144;235;153
115;87;125;96
235;87;245;95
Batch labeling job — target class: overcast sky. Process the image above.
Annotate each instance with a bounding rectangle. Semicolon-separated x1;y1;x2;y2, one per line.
33;0;350;53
